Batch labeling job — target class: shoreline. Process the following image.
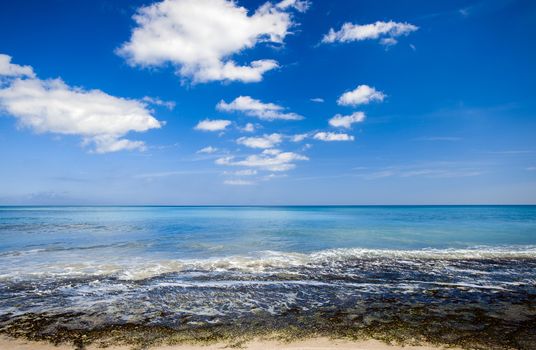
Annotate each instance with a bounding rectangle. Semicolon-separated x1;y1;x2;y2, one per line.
0;336;461;350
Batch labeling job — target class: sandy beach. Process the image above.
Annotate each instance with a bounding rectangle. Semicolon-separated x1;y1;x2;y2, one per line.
0;336;460;350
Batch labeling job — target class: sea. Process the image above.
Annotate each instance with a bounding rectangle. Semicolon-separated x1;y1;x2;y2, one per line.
0;205;535;348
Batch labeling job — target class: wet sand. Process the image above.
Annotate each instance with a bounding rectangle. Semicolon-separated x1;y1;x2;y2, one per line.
0;336;461;350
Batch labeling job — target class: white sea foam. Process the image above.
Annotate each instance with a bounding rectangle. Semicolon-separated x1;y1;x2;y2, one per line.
1;246;535;281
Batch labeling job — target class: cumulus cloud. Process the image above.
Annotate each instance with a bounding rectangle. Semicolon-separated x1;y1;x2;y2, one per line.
313;132;354;141
237;133;283;149
310;97;324;103
217;96;303;121
322;20;418;46
117;0;306;83
216;150;308;171
329;111;365;129
0;54;35;78
197;146;218;154
0;64;162;153
337;85;385;106
194;119;231;131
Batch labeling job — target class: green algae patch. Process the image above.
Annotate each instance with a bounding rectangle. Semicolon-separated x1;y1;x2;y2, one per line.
1;305;535;350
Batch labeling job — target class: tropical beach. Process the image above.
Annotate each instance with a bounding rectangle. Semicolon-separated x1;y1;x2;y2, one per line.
1;0;535;349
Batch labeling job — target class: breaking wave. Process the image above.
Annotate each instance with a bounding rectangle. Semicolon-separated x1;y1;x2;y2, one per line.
1;245;535;281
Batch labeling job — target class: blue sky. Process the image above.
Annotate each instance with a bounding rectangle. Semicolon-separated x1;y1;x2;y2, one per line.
0;0;535;205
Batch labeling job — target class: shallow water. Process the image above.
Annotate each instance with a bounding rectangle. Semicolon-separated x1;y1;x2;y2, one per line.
1;206;535;348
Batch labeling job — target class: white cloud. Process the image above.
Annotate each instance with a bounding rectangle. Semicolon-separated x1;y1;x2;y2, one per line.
216;151;308;171
0;74;162;153
217;95;303;121
197;146;218;154
276;0;310;12
194;119;231;131
141;96;176;110
188;60;279;83
310;97;324;103
237;133;283;149
224;179;255;185
0;54;35;78
337;85;385;106
226;169;258;176
117;0;306;83
240;122;256;132
262;148;282;155
380;37;398;47
322;20;418;45
290;133;308;142
87;135;148;153
329;111;365;129
313;132;354;141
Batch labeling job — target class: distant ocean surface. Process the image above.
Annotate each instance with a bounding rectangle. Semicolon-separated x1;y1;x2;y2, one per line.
1;206;535;348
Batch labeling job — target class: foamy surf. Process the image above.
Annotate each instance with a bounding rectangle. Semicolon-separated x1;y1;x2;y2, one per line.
1;245;536;281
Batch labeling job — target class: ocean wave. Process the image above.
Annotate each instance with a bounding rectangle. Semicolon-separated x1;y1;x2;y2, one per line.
1;245;536;281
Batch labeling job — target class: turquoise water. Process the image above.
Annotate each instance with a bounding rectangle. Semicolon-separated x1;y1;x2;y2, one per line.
1;205;535;259
1;206;535;347
1;205;535;279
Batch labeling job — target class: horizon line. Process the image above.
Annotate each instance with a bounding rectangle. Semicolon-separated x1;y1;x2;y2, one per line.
1;204;535;207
